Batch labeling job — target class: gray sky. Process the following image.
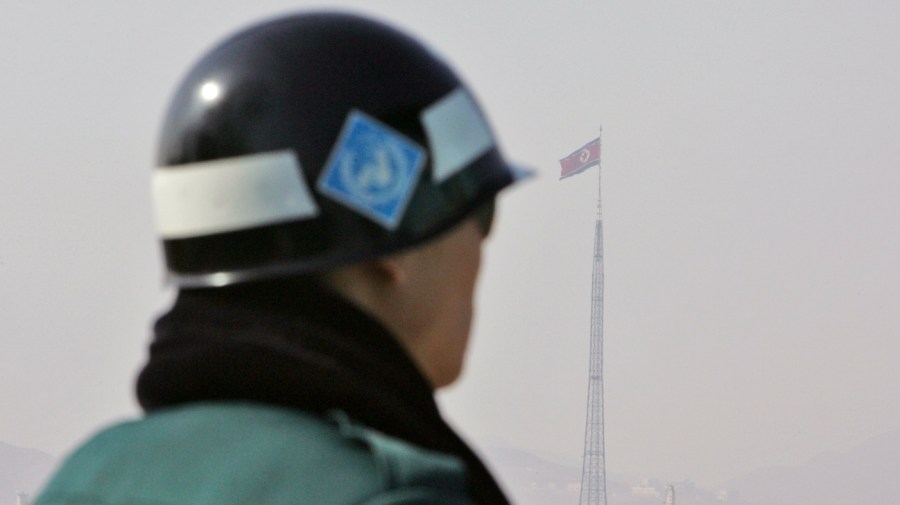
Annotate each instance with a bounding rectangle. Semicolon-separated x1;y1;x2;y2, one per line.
2;0;898;490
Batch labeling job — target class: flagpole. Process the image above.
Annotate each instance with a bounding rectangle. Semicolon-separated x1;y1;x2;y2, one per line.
577;126;608;505
597;126;603;219
594;125;608;505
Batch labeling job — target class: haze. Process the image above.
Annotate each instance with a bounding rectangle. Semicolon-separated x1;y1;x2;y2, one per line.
2;0;897;494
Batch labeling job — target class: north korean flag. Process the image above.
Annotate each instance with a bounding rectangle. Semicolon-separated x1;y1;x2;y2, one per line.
559;137;600;179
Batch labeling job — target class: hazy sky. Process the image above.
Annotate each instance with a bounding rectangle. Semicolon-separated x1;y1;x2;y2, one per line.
2;0;898;490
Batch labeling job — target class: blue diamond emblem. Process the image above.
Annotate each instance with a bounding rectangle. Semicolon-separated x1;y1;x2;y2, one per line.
317;111;427;230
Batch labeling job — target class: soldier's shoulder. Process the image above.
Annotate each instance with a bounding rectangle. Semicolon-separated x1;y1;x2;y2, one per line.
35;403;472;505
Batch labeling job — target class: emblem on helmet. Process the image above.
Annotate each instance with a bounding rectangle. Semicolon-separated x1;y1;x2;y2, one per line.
318;111;427;230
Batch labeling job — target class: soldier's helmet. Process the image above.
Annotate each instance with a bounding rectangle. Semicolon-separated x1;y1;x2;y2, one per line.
152;12;529;288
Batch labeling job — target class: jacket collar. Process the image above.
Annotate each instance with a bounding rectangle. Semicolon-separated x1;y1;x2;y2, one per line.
136;280;510;505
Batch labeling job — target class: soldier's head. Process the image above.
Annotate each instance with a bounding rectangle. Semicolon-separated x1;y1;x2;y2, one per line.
152;12;528;386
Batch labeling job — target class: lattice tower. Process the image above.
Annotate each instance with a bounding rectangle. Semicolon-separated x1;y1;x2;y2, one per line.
578;166;607;505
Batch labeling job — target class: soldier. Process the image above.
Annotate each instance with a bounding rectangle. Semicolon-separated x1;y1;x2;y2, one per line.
36;11;528;505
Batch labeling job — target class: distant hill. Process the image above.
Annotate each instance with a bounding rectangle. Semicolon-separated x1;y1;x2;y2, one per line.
6;430;895;505
725;428;900;505
0;442;56;504
478;445;718;505
480;444;582;505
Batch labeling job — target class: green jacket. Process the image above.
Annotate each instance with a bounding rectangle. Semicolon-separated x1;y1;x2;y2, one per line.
36;403;473;505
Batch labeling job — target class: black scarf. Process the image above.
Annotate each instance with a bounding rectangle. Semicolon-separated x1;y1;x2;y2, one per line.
136;281;510;505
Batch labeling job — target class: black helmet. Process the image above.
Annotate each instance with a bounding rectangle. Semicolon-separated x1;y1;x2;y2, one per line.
152;12;528;288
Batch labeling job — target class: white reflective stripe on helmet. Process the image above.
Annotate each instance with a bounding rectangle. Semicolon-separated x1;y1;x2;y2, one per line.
421;88;495;183
152;150;319;239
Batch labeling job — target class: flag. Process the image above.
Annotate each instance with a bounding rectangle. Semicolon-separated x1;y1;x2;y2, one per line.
559;137;600;179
